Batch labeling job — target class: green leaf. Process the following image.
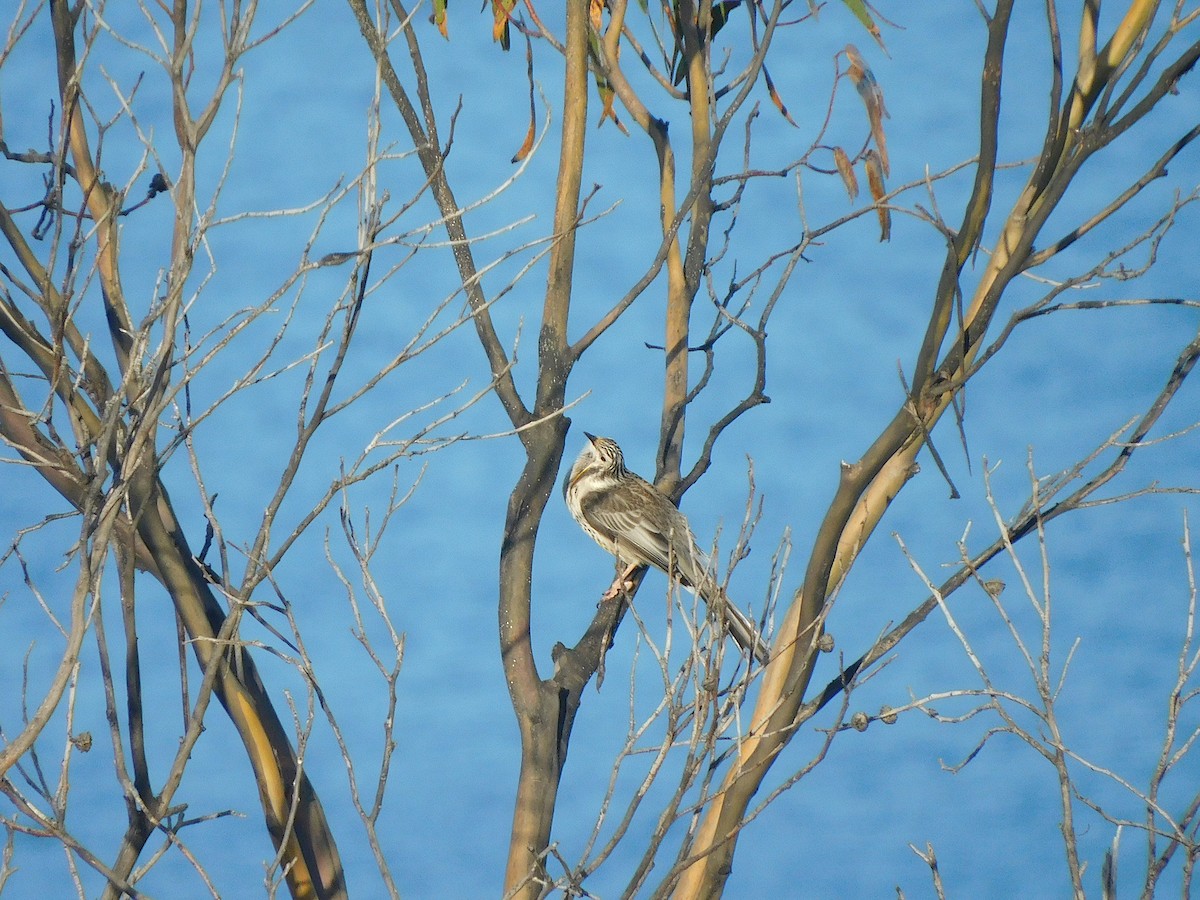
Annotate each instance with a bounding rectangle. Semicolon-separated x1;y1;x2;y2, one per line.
432;0;449;38
839;0;884;50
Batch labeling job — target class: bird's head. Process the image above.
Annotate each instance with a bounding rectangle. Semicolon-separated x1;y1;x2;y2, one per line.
582;433;625;473
564;433;627;496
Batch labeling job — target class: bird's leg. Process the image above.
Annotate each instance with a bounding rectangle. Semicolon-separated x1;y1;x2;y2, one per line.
601;561;640;601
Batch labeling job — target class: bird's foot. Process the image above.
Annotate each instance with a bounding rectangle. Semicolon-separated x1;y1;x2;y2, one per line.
600;577;636;602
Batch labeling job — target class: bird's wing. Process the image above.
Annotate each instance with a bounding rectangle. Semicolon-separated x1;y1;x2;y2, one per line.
582;479;771;665
581;481;706;582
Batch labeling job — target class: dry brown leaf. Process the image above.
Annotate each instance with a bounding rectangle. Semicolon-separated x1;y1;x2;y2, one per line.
845;44;889;176
832;146;859;201
864;148;890;241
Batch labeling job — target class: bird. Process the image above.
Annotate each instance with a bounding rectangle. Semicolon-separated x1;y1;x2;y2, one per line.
563;432;770;666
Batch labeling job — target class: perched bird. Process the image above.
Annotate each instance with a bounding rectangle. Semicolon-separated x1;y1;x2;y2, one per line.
563;432;770;665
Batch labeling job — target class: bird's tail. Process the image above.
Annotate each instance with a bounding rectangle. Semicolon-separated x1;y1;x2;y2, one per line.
717;596;771;666
681;546;770;666
693;580;769;666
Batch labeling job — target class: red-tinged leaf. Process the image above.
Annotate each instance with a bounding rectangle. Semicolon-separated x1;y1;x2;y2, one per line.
864;148;890;241
586;12;628;133
763;65;797;127
839;0;885;51
432;0;449;39
596;82;629;134
511;118;535;162
597;80;615;121
845;43;890;176
832;146;858;201
512;35;537;162
493;0;519;48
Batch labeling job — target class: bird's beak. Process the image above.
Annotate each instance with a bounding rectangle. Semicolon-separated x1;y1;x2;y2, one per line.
566;434;597;492
566;465;584;489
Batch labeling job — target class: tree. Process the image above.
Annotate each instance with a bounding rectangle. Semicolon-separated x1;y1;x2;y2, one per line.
1;0;1198;897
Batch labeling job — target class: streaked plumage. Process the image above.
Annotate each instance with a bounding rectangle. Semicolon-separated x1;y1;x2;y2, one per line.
563;433;770;665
